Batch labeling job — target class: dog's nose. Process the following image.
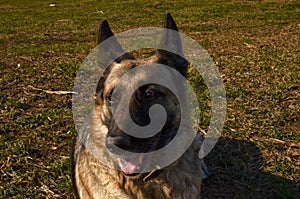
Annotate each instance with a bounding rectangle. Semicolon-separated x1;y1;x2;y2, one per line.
106;135;131;151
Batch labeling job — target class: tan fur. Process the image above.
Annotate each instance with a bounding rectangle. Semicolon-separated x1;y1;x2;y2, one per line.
71;13;204;199
73;116;203;199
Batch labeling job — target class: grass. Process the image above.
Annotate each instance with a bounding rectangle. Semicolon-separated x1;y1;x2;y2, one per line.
1;0;299;198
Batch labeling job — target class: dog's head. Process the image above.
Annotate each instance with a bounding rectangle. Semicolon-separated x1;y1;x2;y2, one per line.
94;13;189;177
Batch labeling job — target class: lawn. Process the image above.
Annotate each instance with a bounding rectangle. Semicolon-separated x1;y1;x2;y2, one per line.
0;0;299;198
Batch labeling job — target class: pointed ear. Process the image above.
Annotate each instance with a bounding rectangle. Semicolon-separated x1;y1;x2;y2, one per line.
97;20;114;44
157;13;188;77
97;20;134;66
160;13;182;50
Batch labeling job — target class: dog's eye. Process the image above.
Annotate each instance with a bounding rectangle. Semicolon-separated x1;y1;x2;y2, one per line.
145;90;156;99
105;89;114;104
105;94;112;102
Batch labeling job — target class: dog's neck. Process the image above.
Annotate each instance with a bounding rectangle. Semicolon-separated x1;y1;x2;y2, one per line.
142;169;163;182
118;169;172;199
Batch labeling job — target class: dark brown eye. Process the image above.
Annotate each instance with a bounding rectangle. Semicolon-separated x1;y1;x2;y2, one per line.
105;94;112;102
145;90;156;99
105;89;114;104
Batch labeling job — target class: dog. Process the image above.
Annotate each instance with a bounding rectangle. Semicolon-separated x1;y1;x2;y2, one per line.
71;13;207;199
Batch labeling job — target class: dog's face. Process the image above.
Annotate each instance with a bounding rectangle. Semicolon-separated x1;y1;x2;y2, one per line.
94;14;188;176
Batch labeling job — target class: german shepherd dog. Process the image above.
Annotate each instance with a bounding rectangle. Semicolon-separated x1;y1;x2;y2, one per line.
71;13;206;199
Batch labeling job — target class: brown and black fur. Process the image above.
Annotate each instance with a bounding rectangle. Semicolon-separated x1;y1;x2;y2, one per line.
71;13;205;199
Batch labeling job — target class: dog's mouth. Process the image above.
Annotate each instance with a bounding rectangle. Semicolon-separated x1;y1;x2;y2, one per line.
106;133;161;176
117;153;145;175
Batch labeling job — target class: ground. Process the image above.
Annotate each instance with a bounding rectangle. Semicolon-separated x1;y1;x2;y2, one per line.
0;0;299;198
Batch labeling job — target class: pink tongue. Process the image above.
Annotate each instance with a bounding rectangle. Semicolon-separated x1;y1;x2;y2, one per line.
118;157;139;175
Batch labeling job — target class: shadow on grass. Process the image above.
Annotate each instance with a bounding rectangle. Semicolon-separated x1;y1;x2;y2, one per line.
201;138;299;199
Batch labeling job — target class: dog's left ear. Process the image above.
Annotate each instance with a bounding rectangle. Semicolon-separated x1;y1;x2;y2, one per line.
157;13;188;77
97;20;134;67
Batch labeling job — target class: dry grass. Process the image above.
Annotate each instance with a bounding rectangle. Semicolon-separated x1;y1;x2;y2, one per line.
0;0;299;198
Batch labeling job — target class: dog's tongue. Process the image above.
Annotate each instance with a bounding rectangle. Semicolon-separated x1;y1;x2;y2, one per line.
118;156;141;175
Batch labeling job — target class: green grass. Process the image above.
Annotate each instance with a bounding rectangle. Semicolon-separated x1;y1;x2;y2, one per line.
1;0;299;198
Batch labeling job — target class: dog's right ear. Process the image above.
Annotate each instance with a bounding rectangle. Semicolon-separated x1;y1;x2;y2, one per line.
95;20;134;105
97;20;134;67
97;20;114;45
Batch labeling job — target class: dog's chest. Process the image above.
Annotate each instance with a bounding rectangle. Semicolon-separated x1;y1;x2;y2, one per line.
121;177;172;199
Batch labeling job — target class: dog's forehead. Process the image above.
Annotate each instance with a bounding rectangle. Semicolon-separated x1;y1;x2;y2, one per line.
104;57;164;92
110;56;159;72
